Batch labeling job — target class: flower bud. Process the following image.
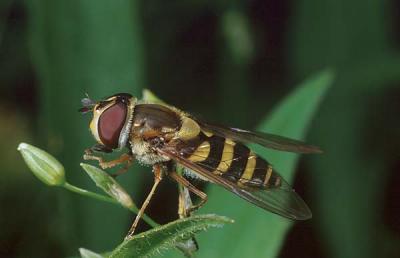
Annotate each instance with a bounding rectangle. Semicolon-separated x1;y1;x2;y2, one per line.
79;248;104;258
80;163;135;210
18;142;65;186
142;89;165;104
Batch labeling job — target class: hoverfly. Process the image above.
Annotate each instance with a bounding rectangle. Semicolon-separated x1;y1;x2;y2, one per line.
80;93;321;239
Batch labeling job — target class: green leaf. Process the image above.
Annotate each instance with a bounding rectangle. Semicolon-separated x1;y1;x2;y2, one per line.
27;0;145;248
221;9;254;64
196;69;333;258
17;142;65;186
254;69;334;178
79;248;104;258
80;163;136;211
108;214;233;258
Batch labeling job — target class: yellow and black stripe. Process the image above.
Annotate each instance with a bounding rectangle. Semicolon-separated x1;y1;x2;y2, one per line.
197;134;225;171
221;143;250;181
183;131;282;189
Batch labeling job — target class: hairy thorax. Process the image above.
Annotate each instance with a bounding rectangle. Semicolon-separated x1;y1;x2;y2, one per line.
129;103;182;165
130;137;170;165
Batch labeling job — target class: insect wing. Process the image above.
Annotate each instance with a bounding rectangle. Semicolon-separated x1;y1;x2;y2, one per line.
157;146;312;220
231;181;312;220
197;120;321;154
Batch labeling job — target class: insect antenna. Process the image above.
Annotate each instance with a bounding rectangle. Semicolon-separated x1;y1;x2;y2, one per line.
79;93;96;114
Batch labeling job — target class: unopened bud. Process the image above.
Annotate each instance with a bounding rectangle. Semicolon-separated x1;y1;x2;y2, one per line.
142;89;165;104
79;248;104;258
80;163;135;210
18;142;65;186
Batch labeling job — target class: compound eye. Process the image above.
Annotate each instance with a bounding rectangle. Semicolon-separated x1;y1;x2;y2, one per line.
98;103;127;149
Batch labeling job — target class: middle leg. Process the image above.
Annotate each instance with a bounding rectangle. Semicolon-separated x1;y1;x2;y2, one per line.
169;171;208;214
125;163;163;239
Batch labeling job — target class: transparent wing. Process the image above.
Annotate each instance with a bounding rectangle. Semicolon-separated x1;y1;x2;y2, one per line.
157;146;312;220
197;120;322;154
231;179;312;220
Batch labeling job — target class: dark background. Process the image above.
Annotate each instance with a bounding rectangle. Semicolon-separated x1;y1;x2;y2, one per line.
1;0;400;257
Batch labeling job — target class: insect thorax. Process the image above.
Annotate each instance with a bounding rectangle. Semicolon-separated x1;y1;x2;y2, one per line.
129;103;183;165
129;137;170;165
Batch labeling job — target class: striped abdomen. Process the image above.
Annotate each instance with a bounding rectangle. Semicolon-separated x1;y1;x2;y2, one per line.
180;131;282;189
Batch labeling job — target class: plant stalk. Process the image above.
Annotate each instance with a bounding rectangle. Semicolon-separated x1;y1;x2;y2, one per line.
63;182;159;228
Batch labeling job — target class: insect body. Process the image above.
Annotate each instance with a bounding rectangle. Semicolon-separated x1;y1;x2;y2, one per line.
80;93;321;238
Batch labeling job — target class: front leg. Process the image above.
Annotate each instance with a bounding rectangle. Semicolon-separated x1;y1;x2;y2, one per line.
83;146;134;173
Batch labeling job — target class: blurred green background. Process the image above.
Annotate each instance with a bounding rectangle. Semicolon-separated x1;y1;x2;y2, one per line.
1;0;400;257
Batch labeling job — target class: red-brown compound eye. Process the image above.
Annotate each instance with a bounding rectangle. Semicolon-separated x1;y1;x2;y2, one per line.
98;102;127;149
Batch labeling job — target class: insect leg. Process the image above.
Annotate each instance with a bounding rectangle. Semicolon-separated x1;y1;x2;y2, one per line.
178;186;193;218
109;154;135;178
83;148;134;173
125;164;163;238
169;172;208;213
175;185;199;254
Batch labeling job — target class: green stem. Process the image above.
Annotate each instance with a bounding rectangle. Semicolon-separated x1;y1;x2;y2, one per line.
140;213;160;228
63;182;160;228
64;182;117;204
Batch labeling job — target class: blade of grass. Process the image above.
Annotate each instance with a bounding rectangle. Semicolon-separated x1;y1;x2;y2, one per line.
289;1;397;257
28;0;145;250
196;69;333;258
218;8;253;126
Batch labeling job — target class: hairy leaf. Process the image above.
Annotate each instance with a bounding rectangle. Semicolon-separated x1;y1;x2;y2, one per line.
109;214;233;258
